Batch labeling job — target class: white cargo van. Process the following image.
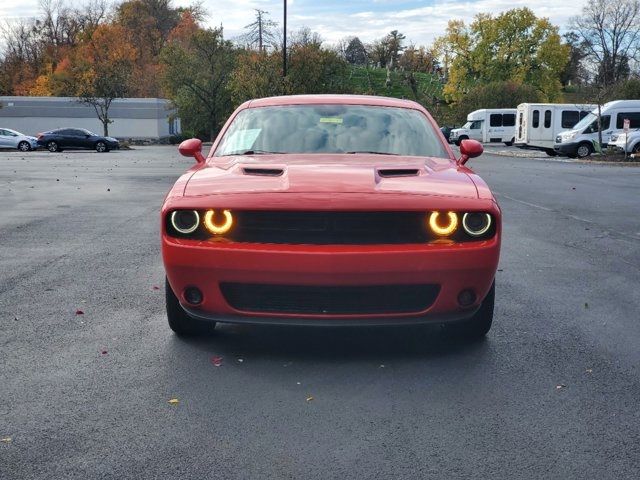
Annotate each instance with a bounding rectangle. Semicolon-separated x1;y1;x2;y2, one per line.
515;103;595;156
554;100;640;158
449;109;516;146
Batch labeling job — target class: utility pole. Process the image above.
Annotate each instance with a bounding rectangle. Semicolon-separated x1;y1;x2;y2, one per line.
283;0;287;77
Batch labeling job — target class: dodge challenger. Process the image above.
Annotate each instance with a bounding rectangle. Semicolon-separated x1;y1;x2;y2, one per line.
162;95;501;337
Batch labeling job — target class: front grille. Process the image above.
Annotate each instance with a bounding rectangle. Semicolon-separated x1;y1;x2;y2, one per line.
227;211;430;244
220;283;440;315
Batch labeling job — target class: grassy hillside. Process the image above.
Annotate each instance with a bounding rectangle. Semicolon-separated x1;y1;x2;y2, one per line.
345;66;444;102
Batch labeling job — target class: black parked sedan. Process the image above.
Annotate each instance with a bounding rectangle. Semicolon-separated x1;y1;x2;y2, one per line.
37;128;119;153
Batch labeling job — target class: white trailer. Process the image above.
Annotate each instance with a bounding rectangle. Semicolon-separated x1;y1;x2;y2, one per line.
449;109;516;146
515;103;595;155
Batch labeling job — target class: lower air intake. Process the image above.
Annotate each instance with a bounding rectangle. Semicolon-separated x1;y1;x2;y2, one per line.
220;283;440;315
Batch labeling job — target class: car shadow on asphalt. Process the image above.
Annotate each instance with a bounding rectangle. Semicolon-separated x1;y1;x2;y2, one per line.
171;323;491;363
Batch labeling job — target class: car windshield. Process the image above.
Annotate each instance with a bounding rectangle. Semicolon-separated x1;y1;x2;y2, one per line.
462;121;473;129
571;112;597;131
214;105;448;158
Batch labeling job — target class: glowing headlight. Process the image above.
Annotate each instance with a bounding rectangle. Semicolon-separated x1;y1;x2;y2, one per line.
462;213;492;237
170;210;200;234
204;209;233;235
428;211;458;236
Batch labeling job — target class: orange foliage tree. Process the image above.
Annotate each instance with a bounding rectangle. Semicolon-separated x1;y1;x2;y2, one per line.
72;24;137;136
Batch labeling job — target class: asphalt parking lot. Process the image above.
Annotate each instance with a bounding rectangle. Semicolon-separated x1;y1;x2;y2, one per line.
1;146;639;479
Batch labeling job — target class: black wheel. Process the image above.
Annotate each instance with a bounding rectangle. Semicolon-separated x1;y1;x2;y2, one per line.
632;143;640;153
545;148;557;157
18;141;31;152
95;141;108;153
448;282;495;338
504;138;514;147
47;141;59;152
576;142;593;158
165;277;214;335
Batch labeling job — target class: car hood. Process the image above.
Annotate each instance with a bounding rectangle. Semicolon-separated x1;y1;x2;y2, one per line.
183;154;478;199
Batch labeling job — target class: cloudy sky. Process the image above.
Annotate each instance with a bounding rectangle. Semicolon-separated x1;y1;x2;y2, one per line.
1;0;583;46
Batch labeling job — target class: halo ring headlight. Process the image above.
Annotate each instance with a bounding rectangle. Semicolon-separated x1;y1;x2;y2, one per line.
204;209;233;235
462;212;492;237
170;210;200;234
428;211;458;236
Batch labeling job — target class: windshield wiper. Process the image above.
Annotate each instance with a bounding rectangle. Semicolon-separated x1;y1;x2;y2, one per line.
346;151;400;155
227;149;284;155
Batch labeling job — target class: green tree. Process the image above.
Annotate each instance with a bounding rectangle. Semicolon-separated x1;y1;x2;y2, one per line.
344;37;367;65
436;8;569;102
161;26;236;139
453;81;543;122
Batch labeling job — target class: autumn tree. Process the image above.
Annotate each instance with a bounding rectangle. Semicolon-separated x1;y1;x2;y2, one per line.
286;35;348;95
73;24;137;136
0;0;108;95
435;8;569;102
398;45;437;73
161;25;236;139
229;50;283;104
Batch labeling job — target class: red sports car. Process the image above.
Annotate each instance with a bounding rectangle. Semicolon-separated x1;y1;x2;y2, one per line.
162;95;501;337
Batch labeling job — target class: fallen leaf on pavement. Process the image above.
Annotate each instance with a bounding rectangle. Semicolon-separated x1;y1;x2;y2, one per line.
306;396;314;402
1;437;11;443
211;356;223;367
75;310;84;315
152;286;160;290
168;398;179;405
556;384;566;390
586;369;593;373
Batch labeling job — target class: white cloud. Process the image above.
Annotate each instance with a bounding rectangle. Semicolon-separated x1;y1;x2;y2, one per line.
0;0;583;47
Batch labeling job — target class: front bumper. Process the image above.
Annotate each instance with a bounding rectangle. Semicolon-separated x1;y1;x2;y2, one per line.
163;237;500;325
554;142;578;156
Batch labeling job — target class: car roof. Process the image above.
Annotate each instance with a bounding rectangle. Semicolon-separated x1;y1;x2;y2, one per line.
246;94;423;110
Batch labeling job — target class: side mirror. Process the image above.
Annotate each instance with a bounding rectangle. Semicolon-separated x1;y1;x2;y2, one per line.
457;139;483;165
178;138;206;164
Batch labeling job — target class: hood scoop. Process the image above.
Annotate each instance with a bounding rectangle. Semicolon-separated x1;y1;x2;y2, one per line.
377;168;420;178
242;166;284;177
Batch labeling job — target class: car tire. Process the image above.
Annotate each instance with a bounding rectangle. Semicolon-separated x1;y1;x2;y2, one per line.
504;138;514;147
448;281;494;339
165;277;215;336
455;135;468;147
576;142;593;158
632;143;640;153
545;148;557;157
95;141;108;153
47;141;59;152
18;141;31;152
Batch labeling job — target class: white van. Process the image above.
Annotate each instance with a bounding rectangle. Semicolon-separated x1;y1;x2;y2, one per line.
449;109;516;146
515;103;595;156
554;100;640;158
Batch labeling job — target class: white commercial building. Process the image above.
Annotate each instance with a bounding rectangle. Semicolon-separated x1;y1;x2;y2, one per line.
0;96;180;140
